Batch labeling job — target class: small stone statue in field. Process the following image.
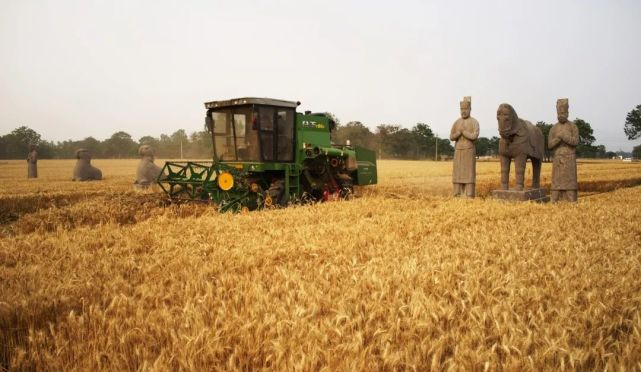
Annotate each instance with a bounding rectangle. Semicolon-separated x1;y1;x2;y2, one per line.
449;96;480;198
27;144;38;178
135;144;162;188
72;149;102;181
549;98;579;202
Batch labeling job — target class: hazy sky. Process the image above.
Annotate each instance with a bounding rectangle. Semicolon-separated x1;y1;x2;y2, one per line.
1;0;640;151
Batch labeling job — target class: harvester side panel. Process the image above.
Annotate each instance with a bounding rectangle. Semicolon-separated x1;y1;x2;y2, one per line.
354;146;377;185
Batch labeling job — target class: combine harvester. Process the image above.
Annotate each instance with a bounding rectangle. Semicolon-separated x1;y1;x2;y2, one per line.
157;97;377;212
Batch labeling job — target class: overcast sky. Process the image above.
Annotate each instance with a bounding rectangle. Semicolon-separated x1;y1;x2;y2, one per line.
1;0;640;151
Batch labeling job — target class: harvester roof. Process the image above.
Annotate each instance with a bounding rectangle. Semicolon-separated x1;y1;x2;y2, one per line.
204;97;300;109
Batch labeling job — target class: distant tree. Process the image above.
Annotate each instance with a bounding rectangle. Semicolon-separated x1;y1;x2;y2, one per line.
605;151;618;159
390;128;414;158
36;140;55;159
488;136;500;156
574;118;598;158
324;112;340;128
52;139;76;158
78;137;103;158
574;118;596;145
0;135;8;159
633;145;641;159
12;126;42;147
373;124;425;158
189;131;213;159
158;134;173;158
412;123;433;138
171;129;188;143
104;131;137;158
437;138;454;158
536;121;553;162
333;121;376;150
170;129;189;159
139;135;159;147
624;104;641;140
410;123;434;159
375;124;401;158
475;137;492;157
0;134;7;157
474;136;499;157
0;126;43;159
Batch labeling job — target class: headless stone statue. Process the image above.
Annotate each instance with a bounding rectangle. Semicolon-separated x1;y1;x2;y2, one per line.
73;149;102;181
449;96;479;198
27;144;38;178
549;98;579;202
134;144;162;188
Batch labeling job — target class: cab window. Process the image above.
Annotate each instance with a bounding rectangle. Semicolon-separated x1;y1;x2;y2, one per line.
258;107;275;161
276;109;294;161
257;106;294;162
212;111;233;160
211;106;258;161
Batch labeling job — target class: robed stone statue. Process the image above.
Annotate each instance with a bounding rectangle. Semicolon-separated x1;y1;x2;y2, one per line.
27;144;38;178
449;96;480;198
549;98;579;202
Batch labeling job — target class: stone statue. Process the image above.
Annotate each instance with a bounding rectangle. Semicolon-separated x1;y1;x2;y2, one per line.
134;144;162;188
72;149;102;181
449;96;479;198
496;103;544;190
549;98;579;202
27;144;38;178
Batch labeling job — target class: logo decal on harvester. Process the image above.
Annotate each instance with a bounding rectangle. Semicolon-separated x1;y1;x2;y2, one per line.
302;120;325;129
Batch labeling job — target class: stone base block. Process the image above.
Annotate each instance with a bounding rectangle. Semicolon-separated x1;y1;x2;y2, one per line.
491;188;549;202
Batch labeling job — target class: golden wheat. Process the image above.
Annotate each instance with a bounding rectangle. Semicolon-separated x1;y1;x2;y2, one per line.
1;159;641;370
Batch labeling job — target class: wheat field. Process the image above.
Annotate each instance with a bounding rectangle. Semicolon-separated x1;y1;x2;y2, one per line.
1;159;641;370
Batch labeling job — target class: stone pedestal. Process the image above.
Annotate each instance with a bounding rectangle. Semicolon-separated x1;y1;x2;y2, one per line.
491;188;549;202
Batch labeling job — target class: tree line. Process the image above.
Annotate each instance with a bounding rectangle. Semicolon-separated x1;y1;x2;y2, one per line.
1;110;637;160
333;117;617;160
0;127;214;160
332;122;455;160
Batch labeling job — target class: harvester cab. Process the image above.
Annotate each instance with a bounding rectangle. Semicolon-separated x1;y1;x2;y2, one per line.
158;97;377;212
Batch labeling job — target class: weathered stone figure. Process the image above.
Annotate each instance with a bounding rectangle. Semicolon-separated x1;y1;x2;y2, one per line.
449;96;479;198
134;144;162;188
549;98;579;202
72;149;102;181
497;103;544;190
27;144;38;178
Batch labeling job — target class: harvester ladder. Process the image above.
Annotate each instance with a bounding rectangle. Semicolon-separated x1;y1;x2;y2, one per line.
286;165;300;198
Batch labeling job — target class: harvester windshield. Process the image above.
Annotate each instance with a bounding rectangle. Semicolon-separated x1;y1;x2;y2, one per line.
211;106;258;161
209;104;294;162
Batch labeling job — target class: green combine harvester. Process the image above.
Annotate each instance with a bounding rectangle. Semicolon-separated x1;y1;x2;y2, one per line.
157;97;377;212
